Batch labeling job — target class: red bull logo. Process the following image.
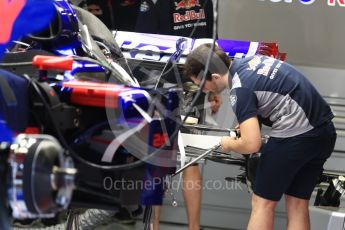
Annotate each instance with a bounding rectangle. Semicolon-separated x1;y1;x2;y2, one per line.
175;0;201;10
173;9;205;23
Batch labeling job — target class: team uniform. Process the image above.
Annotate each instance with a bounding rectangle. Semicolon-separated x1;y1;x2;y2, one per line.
135;0;213;38
229;55;336;201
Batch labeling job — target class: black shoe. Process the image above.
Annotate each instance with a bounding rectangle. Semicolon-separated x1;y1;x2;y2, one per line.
113;207;135;224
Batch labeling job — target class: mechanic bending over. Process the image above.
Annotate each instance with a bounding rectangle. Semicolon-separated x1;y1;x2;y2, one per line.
184;44;336;230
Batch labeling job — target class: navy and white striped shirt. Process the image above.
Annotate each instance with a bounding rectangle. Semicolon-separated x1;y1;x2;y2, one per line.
229;55;334;138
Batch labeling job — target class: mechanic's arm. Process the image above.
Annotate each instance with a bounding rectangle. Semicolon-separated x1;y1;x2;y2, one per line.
220;116;261;154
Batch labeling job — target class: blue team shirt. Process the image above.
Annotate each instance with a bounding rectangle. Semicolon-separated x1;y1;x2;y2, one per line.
229;55;334;138
135;0;214;38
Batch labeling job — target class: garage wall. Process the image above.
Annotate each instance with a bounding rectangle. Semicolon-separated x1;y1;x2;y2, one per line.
218;0;345;69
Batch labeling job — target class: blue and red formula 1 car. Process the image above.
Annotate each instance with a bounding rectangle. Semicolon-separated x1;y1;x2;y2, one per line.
0;1;180;229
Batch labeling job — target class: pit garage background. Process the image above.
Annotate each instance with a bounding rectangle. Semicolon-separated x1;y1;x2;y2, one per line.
159;1;345;229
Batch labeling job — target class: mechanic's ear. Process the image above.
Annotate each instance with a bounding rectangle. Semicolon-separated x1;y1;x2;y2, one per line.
211;73;222;81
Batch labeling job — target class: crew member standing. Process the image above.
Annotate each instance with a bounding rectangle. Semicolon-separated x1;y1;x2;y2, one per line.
184;44;337;230
135;1;215;230
136;0;213;37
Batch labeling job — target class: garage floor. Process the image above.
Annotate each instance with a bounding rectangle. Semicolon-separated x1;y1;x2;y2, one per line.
96;220;233;230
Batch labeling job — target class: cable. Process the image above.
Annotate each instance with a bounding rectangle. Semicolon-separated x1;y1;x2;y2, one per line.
181;0;218;126
151;0;213;84
0;62;33;67
139;0;220;166
152;0;219;129
138;0;221;169
153;37;186;90
187;0;212;39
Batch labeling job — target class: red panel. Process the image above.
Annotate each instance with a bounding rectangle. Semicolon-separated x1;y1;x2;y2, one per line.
63;81;128;108
33;55;73;71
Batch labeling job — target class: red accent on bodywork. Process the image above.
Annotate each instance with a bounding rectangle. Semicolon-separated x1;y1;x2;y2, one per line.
0;0;26;43
24;127;40;134
63;81;127;108
152;133;168;148
33;55;74;71
91;136;112;145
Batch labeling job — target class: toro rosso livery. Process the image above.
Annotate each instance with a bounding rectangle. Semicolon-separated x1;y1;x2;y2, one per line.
1;1;341;230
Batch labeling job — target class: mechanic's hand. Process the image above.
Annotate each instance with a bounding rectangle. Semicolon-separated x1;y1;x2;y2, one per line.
220;136;236;153
208;92;222;114
234;124;240;137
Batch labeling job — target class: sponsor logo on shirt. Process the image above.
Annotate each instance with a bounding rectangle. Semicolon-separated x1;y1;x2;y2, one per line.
175;0;201;10
269;61;283;80
140;0;150;12
173;9;205;23
247;56;282;79
230;95;237;107
257;58;275;76
173;21;206;31
247;56;262;71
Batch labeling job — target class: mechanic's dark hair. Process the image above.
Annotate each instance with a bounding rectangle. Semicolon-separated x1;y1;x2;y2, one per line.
184;44;231;81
